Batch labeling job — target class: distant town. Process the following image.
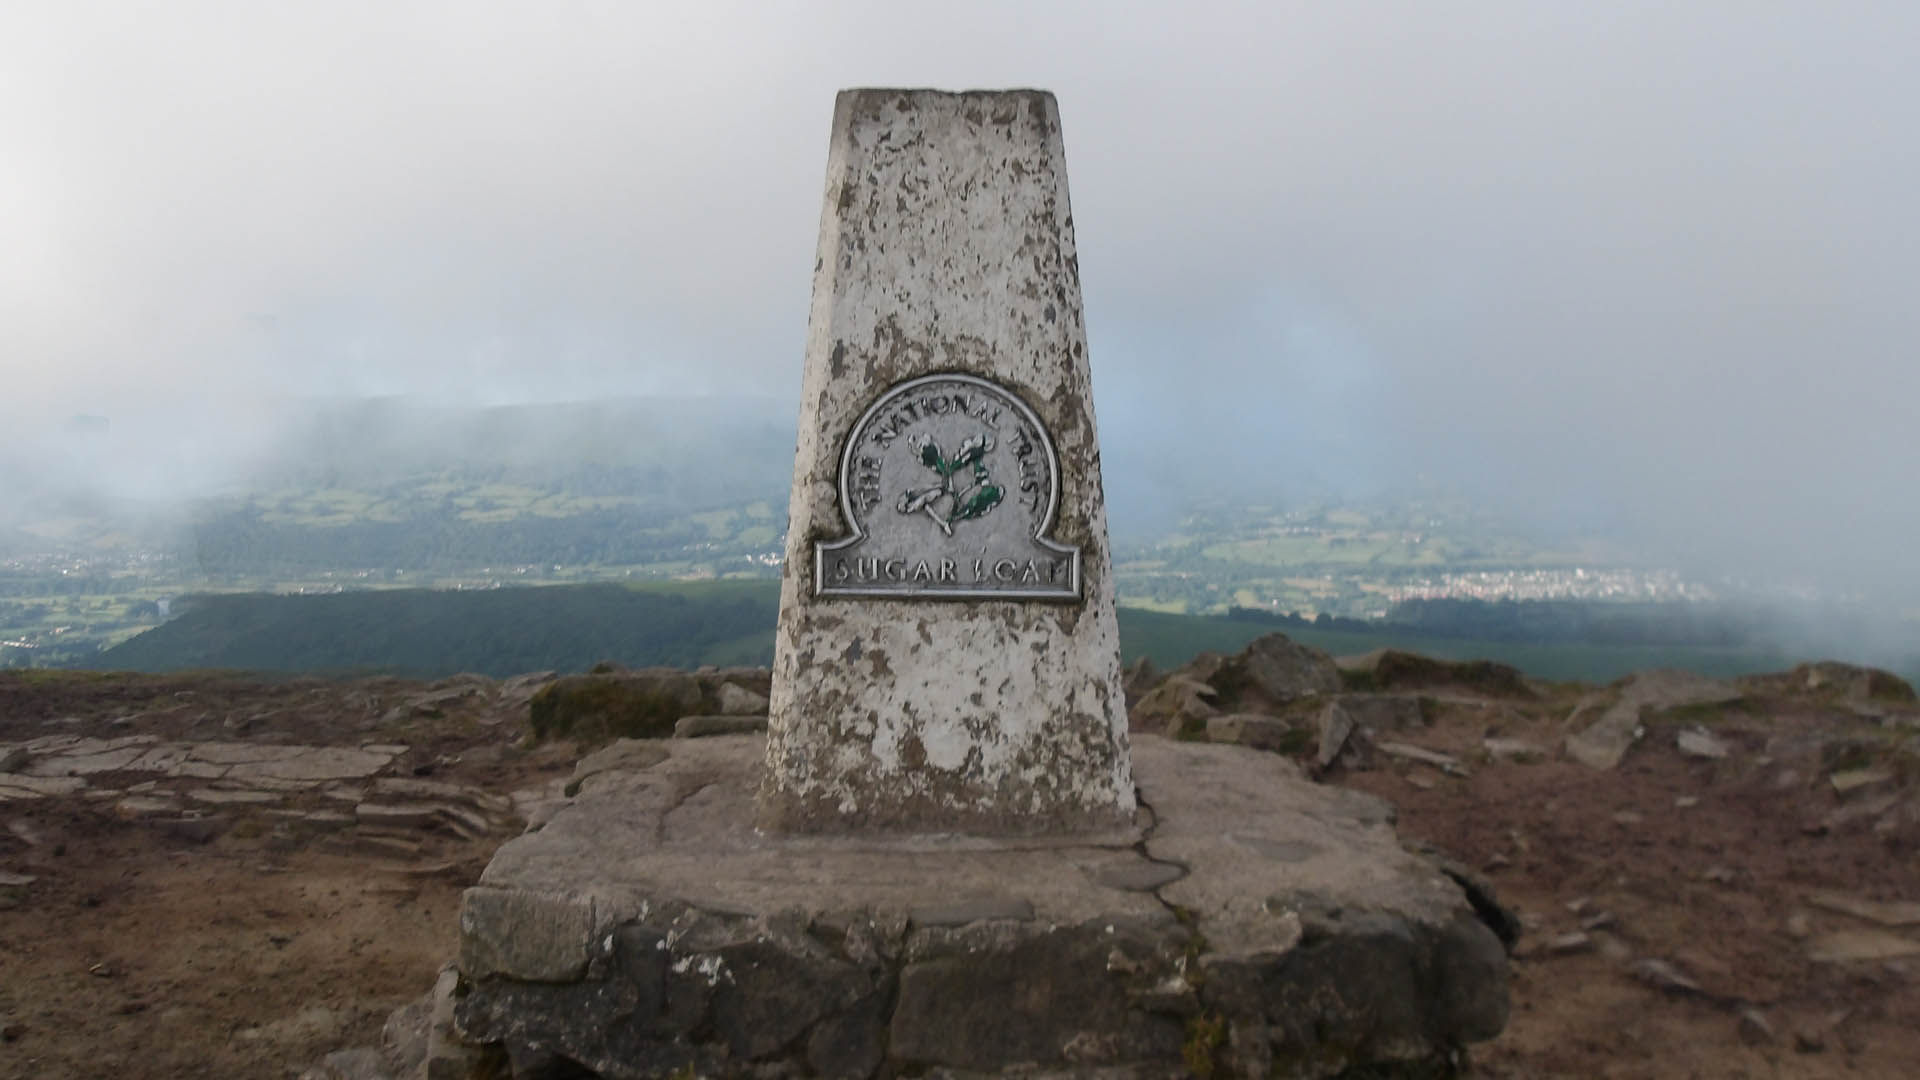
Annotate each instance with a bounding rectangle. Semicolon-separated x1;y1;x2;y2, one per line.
1387;567;1714;605
0;493;1733;669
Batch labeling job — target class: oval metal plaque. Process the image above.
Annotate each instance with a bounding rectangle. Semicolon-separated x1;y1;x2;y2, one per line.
814;373;1082;601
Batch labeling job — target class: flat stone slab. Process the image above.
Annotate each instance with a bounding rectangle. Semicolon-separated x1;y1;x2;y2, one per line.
448;735;1508;1078
114;795;183;817
186;787;281;805
372;776;513;815
23;743;154;776
1806;930;1920;963
1;738;401;795
0;774;88;800
225;746;398;782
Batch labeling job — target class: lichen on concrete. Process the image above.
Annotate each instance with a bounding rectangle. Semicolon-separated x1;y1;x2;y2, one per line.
761;88;1135;834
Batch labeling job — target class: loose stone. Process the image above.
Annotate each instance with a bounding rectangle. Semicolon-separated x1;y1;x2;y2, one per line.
1807;890;1920;927
1677;726;1730;759
1546;932;1593;955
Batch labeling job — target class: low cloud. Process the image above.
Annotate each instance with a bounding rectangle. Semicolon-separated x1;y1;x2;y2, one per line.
2;2;1914;605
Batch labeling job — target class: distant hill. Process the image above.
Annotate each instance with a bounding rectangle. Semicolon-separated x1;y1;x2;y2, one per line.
91;582;780;677
85;582;1865;685
184;395;799;579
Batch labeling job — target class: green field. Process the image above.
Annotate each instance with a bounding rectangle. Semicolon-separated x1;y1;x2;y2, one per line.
85;582;1894;686
1110;500;1651;618
11;419;1914;683
0;428;1755;666
93;581;781;677
1115;609;1811;685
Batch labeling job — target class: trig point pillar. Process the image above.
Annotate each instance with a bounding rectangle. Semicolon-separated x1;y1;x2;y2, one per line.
759;88;1135;833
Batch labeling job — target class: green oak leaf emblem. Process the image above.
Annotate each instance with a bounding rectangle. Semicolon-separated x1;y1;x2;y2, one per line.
896;431;1004;535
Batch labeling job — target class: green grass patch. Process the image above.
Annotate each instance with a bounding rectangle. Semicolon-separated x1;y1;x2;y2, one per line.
736;524;778;547
528;675;688;744
689;509;737;538
1116;608;1812;685
91;581;781;678
74;582;1911;689
1182;1014;1228;1078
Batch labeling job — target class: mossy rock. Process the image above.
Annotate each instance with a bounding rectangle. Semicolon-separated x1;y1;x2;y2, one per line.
1745;662;1919;705
1359;650;1534;699
1174;712;1211;742
1855;667;1917;704
1339;667;1381;693
1202;634;1343;713
1270;724;1317;756
1661;699;1745;725
528;670;706;745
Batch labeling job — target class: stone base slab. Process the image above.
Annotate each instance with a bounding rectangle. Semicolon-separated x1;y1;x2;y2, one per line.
445;735;1508;1078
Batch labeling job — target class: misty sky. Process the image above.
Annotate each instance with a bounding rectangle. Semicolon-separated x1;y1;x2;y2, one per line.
4;2;1917;597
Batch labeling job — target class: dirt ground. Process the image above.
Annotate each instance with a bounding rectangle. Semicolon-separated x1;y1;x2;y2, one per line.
0;672;571;1080
3;669;1917;1079
1337;688;1920;1080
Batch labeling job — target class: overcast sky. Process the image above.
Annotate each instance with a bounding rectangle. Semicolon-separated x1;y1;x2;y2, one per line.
3;2;1916;598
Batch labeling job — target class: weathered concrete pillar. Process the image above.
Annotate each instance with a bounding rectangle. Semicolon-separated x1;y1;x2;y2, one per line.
759;89;1134;833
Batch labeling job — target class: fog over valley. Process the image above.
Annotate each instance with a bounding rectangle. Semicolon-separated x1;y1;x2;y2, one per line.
4;2;1917;669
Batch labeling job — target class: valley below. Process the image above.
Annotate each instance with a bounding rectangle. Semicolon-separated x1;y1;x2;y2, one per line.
12;394;1915;682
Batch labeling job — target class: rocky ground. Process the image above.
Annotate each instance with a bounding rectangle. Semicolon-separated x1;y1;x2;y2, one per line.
2;647;1917;1079
1134;641;1920;1079
0;671;569;1080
